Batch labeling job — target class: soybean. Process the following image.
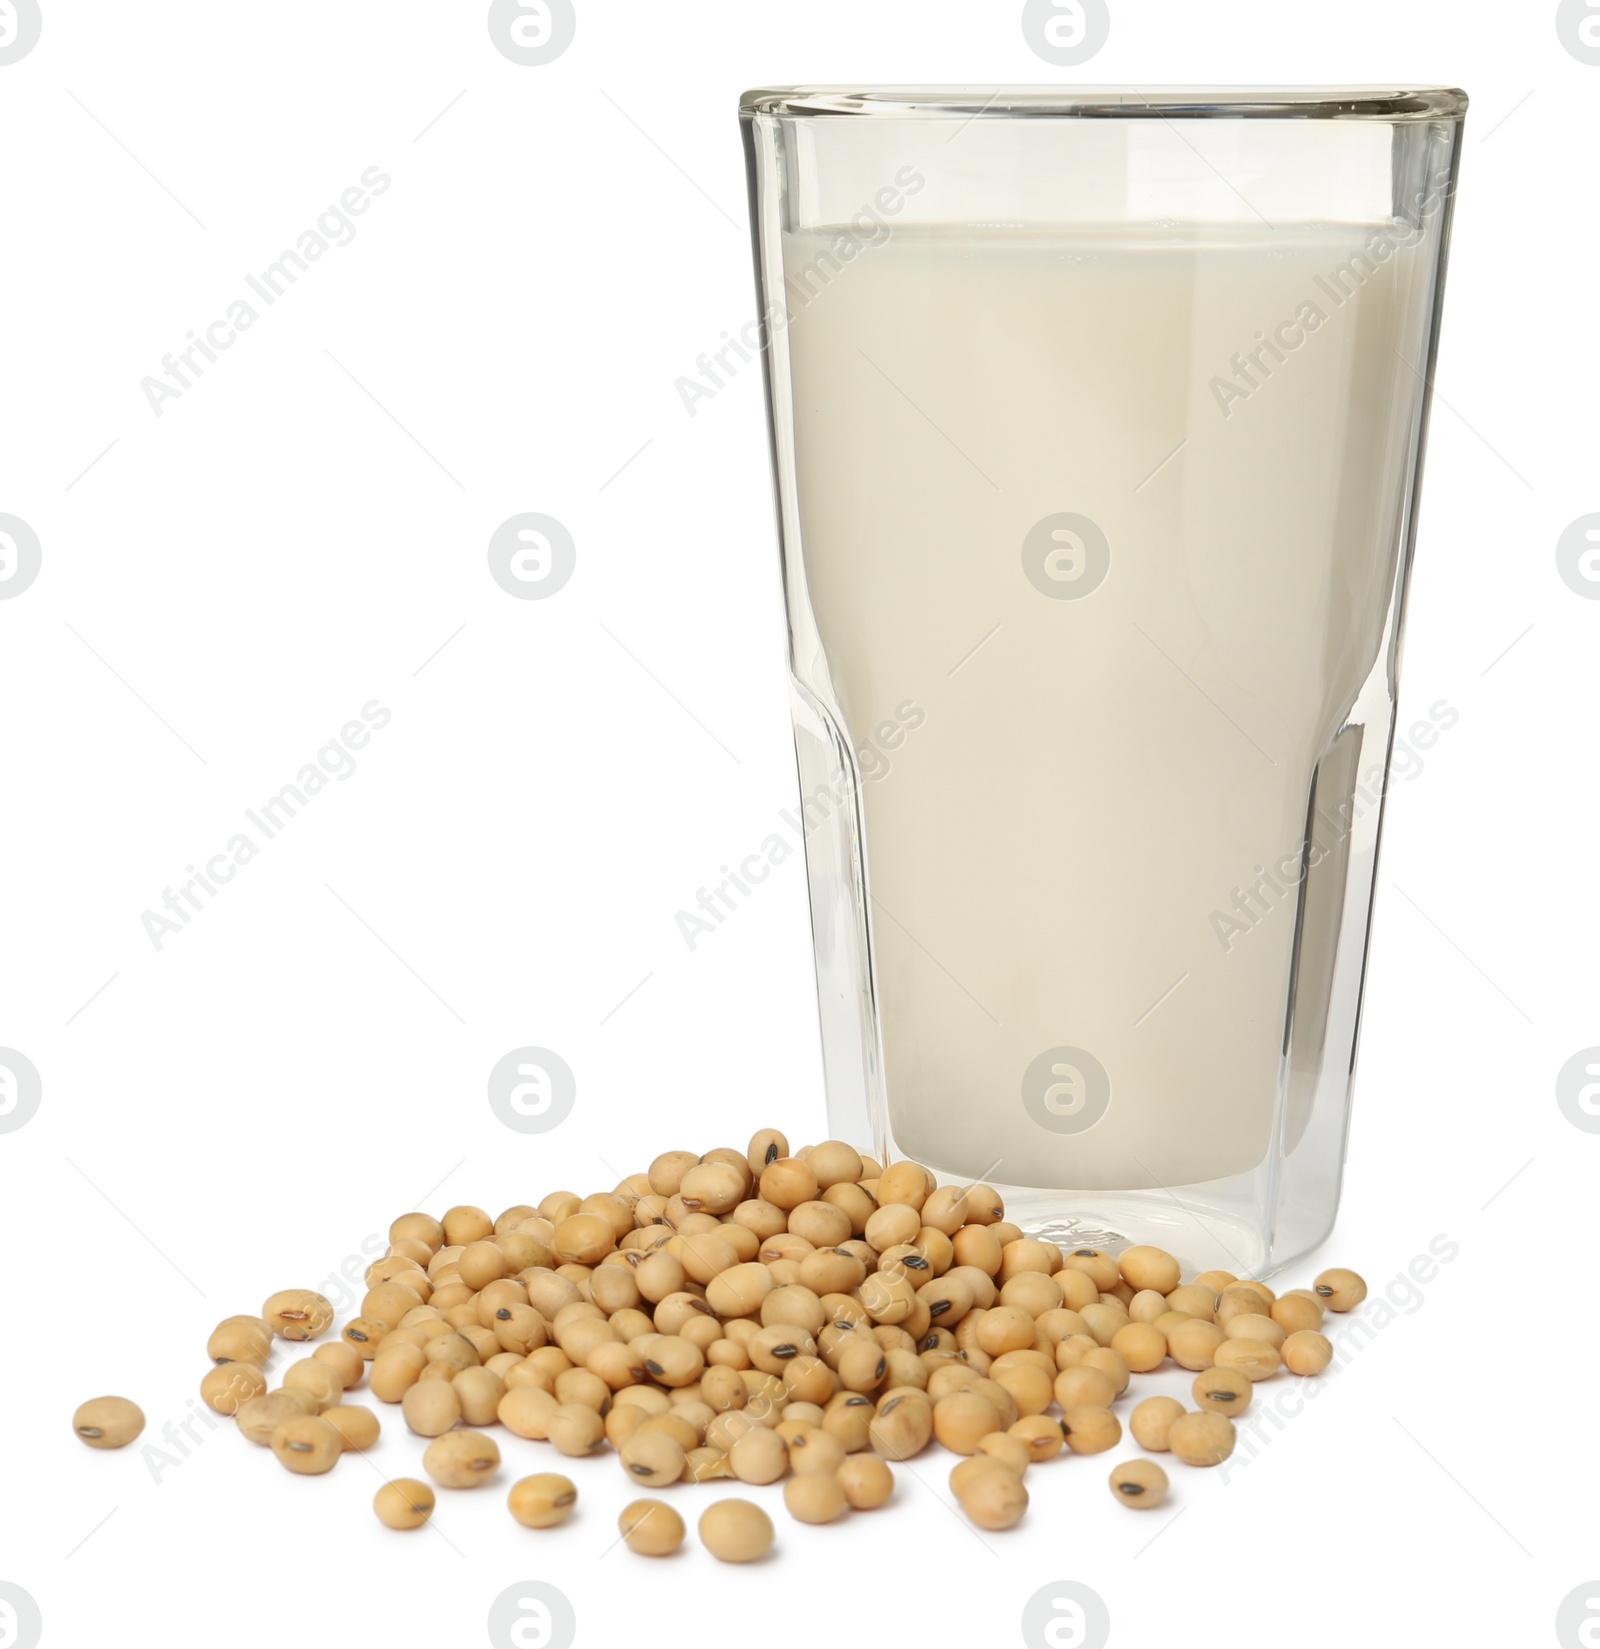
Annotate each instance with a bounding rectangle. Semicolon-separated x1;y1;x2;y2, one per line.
72;1397;145;1450
1313;1268;1368;1311
1282;1329;1333;1376
1109;1458;1169;1509
620;1498;686;1555
508;1474;578;1528
423;1429;501;1488
1168;1411;1236;1467
374;1479;435;1529
201;1364;267;1416
323;1406;381;1451
957;1466;1028;1530
699;1499;775;1563
236;1391;311;1447
1130;1395;1186;1452
262;1290;334;1342
837;1455;894;1509
1192;1367;1252;1417
784;1473;847;1524
271;1415;342;1475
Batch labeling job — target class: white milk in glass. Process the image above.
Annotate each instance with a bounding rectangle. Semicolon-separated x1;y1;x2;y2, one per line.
781;222;1431;1191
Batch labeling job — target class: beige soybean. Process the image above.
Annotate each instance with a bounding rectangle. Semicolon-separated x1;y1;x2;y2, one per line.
207;1317;273;1366
423;1429;501;1488
786;1427;846;1476
508;1473;578;1528
685;1446;733;1483
374;1478;435;1529
1129;1395;1186;1452
201;1363;268;1416
1271;1291;1327;1335
837;1454;894;1509
808;1140;864;1188
283;1359;342;1413
453;1367;508;1427
313;1340;365;1388
1165;1285;1219;1322
1110;1323;1167;1373
423;1333;480;1373
729;1425;788;1485
705;1262;774;1319
1053;1365;1117;1411
932;1391;1003;1455
390;1212;445;1250
1009;1415;1066;1463
1166;1320;1227;1371
1282;1329;1333;1376
1169;1411;1236;1467
1060;1405;1120;1455
865;1204;922;1253
271;1415;342;1475
621;1430;687;1488
236;1391;312;1446
1313;1268;1368;1311
1216;1286;1270;1327
1192;1367;1253;1417
1082;1346;1131;1396
957;1466;1028;1530
370;1346;426;1403
547;1404;606;1457
875;1160;931;1210
1223;1312;1287;1350
500;1386;559;1440
323;1406;381;1451
760;1158;819;1211
1213;1338;1282;1382
975;1432;1032;1477
620;1498;686;1555
1127;1288;1170;1325
1117;1245;1181;1294
72;1396;145;1450
679;1162;747;1215
441;1205;494;1245
871;1393;934;1461
1059;1247;1119;1290
402;1380;462;1437
699;1499;775;1563
262;1290;334;1341
784;1473;847;1525
949;1454;1014;1498
1109;1458;1169;1509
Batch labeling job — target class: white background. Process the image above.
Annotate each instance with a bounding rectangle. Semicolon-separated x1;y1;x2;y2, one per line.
2;3;1595;1646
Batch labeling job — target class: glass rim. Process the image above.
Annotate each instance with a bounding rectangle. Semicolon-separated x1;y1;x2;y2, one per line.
739;85;1469;122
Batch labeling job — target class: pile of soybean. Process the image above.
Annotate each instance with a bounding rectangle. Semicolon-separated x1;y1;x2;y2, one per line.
72;1132;1367;1559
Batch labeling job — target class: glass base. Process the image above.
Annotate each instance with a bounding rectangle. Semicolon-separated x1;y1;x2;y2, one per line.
1002;1187;1306;1273
980;1179;1336;1282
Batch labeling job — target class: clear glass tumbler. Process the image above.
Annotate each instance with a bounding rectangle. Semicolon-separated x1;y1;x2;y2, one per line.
741;87;1466;1275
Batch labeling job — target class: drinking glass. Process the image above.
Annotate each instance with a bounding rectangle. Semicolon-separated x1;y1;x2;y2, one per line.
741;87;1467;1273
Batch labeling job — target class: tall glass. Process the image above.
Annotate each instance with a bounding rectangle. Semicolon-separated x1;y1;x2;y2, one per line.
741;87;1466;1274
